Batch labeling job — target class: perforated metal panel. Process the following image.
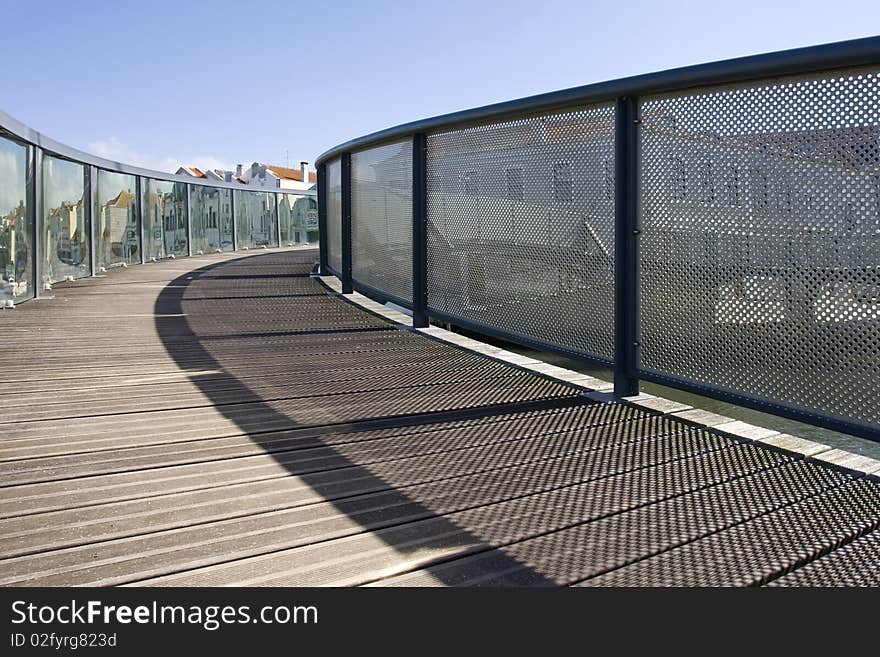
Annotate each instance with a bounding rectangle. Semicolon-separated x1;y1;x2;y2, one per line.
426;104;616;360
325;158;343;274
639;67;880;428
351;140;413;302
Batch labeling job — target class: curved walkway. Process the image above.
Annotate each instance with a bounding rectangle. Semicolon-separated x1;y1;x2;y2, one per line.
1;249;879;586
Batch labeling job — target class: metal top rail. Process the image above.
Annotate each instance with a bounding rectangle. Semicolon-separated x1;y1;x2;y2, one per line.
0;109;317;196
316;35;880;165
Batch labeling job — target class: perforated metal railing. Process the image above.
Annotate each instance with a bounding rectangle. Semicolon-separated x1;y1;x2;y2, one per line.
351;140;414;303
426;105;616;361
316;37;880;442
639;69;880;429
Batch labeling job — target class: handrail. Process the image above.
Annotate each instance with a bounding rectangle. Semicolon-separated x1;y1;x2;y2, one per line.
316;35;880;165
1;109;316;196
315;36;880;443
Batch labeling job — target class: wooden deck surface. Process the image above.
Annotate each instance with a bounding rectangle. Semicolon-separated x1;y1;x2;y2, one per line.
1;248;879;586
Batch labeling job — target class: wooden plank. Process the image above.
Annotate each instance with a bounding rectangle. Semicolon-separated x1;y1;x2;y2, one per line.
3;247;880;589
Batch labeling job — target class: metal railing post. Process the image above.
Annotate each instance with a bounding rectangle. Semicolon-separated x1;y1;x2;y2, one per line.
185;184;193;257
30;146;44;296
341;152;353;294
317;164;328;274
231;189;238;252
412;133;428;327
275;192;282;247
88;166;97;275
136;177;145;263
613;96;640;397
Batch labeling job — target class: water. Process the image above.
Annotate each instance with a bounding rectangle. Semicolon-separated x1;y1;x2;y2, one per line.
452;326;880;460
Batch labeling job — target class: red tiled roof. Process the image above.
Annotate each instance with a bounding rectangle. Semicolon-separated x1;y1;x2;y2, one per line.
264;164;317;183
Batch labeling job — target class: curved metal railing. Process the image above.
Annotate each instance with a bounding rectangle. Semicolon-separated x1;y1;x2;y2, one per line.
313;36;880;442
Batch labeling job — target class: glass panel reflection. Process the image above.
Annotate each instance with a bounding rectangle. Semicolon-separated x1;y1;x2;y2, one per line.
237;191;278;249
279;193;318;245
96;170;139;269
142;178;187;259
42;155;89;283
0;135;32;303
190;185;233;253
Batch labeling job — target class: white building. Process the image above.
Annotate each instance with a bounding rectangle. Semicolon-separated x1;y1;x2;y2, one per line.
176;162;316;191
237;162;316;191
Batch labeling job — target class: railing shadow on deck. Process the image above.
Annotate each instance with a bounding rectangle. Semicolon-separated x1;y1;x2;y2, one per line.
153;249;563;586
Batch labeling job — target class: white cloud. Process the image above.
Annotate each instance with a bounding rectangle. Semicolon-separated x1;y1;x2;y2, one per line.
86;137;232;174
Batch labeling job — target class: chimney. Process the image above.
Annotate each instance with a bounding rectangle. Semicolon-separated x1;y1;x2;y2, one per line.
235;164;243;178
300;161;309;184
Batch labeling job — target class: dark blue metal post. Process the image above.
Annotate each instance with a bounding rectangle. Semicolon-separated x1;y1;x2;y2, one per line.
412;133;428;327
29;145;43;297
613;96;640;397
316;163;328;273
341;152;353;294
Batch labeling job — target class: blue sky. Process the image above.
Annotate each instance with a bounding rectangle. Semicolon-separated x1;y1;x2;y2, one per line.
1;0;878;173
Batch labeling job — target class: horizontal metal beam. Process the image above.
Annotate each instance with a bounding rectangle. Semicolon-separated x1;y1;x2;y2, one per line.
316;36;880;165
352;277;415;312
427;307;613;371
0;110;317;196
636;367;880;444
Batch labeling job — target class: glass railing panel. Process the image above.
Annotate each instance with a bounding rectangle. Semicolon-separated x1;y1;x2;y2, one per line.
0;134;32;303
237;190;277;249
191;184;233;253
41;155;89;284
279;193;319;246
279;192;292;245
96;170;139;269
142;178;187;260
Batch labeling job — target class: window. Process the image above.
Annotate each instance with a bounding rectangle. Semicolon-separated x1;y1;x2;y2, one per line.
463;171;479;197
552;162;572;203
505;168;524;202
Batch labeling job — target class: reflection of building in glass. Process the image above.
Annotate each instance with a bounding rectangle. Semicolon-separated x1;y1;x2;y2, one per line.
279;194;318;245
1;201;30;301
160;191;186;256
142;181;186;259
237;192;278;248
41;155;90;283
45;198;88;281
1;133;31;303
99;189;138;266
190;186;233;253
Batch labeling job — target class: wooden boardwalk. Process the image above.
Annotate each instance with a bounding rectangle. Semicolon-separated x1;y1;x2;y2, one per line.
1;248;879;586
